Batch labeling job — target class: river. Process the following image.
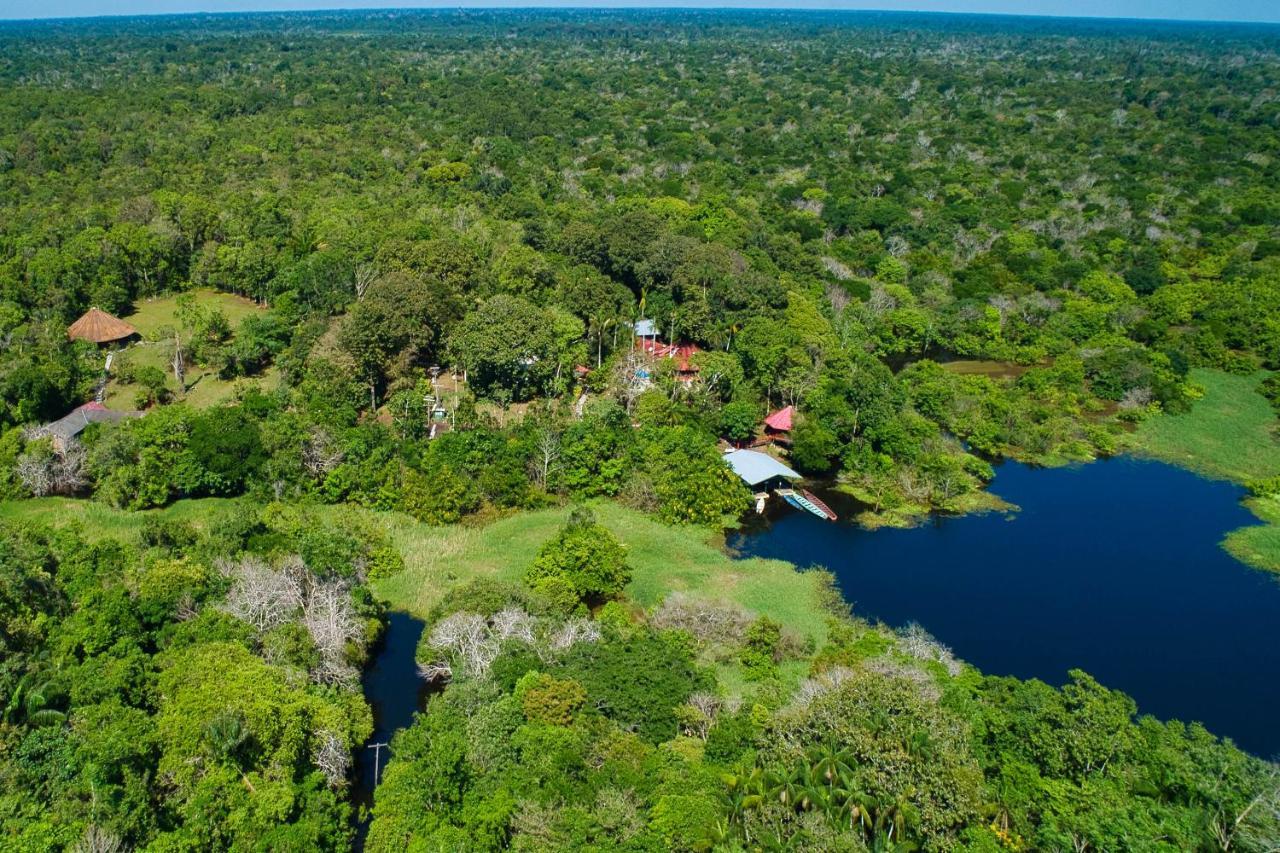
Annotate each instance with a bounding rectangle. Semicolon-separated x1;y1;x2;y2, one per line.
728;456;1280;758
354;611;428;844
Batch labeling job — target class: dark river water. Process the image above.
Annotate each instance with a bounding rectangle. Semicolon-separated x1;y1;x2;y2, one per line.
728;457;1280;758
354;611;428;842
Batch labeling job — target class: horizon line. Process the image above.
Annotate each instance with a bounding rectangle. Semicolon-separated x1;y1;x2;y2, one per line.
3;5;1280;26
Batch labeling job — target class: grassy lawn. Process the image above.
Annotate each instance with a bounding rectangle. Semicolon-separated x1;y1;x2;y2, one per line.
1128;369;1280;483
0;496;240;539
1127;368;1280;572
368;500;832;647
123;290;266;337
104;290;279;410
0;496;835;649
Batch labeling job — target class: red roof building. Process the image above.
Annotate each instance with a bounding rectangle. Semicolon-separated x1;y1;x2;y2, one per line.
764;405;794;433
635;337;702;382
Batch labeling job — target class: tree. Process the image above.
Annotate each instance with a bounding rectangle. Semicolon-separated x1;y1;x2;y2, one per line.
338;271;439;410
448;295;558;401
718;401;758;445
525;508;631;603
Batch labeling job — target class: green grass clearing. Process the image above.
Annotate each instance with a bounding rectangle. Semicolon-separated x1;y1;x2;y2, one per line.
0;496;239;539
104;290;279;410
0;496;835;650
1127;368;1280;572
367;500;833;648
1128;369;1280;483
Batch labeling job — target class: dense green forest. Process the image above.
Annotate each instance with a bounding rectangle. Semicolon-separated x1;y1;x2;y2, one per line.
1;9;1279;851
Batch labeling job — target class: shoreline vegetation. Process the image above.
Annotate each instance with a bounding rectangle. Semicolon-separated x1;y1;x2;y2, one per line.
837;364;1280;575
1125;368;1280;573
3;9;1280;851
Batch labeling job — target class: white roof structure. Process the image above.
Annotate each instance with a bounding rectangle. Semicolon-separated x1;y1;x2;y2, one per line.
633;319;658;337
723;449;800;487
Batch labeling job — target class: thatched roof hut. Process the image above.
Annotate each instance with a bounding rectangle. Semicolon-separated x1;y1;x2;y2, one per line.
67;308;137;344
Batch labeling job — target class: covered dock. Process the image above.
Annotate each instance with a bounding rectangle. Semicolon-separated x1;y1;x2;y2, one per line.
723;448;800;491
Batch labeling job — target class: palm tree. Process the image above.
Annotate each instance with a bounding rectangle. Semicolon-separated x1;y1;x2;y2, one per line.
721;769;766;842
808;745;855;798
203;711;249;765
3;669;66;728
764;767;802;811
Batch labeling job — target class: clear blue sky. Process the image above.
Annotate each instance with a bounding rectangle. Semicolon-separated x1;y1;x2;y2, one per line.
1;0;1277;23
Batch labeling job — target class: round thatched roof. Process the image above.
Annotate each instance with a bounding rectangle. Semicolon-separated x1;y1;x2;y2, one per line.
67;307;138;344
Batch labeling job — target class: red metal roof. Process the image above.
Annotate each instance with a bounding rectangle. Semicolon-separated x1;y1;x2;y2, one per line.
764;405;794;432
635;338;701;374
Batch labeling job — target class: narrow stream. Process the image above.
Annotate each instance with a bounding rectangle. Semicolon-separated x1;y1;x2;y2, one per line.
354;611;428;845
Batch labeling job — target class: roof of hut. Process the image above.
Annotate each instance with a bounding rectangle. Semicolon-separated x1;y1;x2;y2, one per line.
36;402;136;443
764;405;794;432
67;308;137;344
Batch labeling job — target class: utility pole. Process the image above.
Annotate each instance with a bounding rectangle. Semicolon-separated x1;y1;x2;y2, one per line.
367;742;389;787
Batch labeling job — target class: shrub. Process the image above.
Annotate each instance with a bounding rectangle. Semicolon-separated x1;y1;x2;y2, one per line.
525;507;631;603
514;672;587;726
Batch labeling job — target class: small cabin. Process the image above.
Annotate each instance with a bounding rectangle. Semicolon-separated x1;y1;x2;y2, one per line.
762;405;795;446
34;402;137;452
764;405;794;435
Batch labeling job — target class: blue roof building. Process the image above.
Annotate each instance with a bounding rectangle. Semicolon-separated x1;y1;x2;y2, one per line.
723;449;801;488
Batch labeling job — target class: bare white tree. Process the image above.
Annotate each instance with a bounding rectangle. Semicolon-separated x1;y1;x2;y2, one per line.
612;348;651;415
547;617;601;652
865;657;943;702
820;256;853;281
219;556;305;634
680;691;722;739
429;612;500;678
988;294;1017;330
303;580;362;689
301;428;345;479
16;439;87;497
427;610;602;678
898;622;963;677
792;666;856;709
313;730;351;789
418;660;453;682
867;285;898;318
73;826;127;853
1215;766;1280;852
651;593;753;649
491;607;536;644
353;264;377;301
530;427;562;489
171;332;185;394
1119;387;1154;411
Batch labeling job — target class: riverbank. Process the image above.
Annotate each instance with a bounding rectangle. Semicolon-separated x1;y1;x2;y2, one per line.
1125;368;1280;573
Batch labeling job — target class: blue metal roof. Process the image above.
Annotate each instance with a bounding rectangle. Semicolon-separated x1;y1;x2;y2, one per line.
723;449;800;486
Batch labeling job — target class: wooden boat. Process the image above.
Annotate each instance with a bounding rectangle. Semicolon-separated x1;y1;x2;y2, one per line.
774;488;837;521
